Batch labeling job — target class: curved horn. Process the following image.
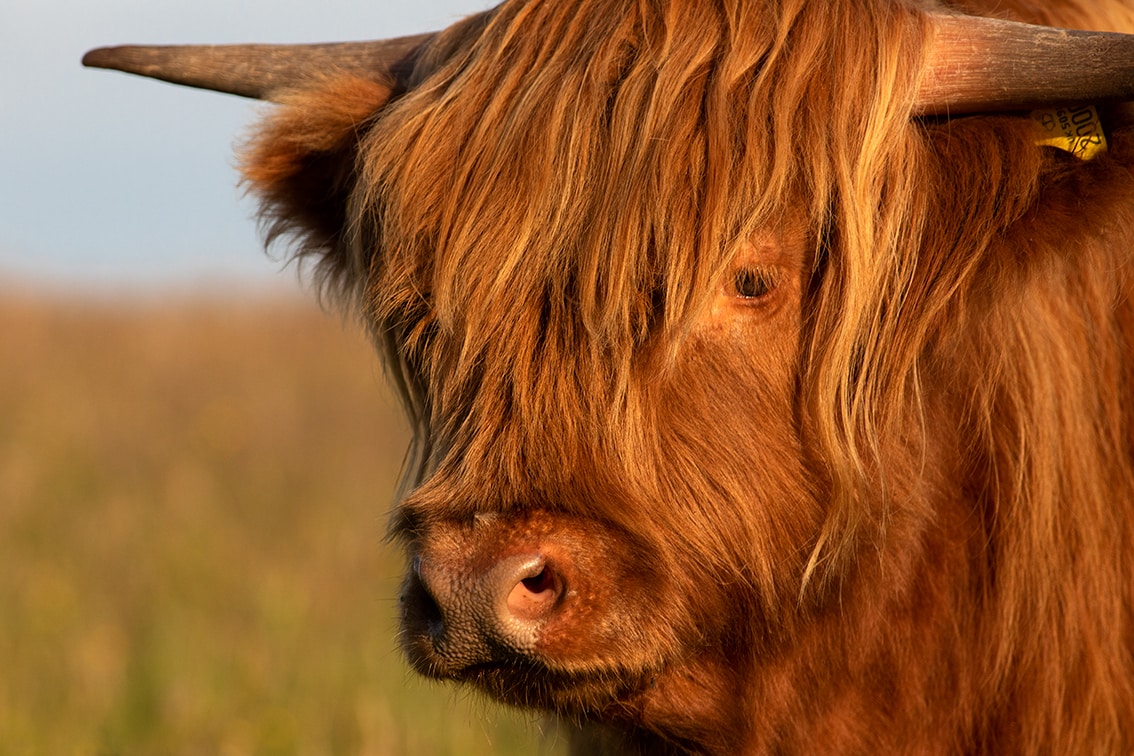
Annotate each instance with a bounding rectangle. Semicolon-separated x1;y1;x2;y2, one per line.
917;14;1134;116
85;14;1134;114
82;35;432;101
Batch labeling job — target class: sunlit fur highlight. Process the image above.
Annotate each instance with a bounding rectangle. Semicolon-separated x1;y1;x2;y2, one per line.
240;74;395;303
240;0;1134;751
356;0;931;577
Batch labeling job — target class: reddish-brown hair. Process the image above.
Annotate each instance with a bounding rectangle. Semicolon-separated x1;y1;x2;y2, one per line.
241;0;1134;751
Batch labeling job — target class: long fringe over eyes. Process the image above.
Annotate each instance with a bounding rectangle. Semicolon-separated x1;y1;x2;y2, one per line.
349;0;933;570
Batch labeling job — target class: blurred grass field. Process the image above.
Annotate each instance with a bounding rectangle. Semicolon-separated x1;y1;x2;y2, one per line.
0;290;563;755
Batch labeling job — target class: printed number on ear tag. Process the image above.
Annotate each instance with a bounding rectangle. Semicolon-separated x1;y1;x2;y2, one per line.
1031;105;1107;161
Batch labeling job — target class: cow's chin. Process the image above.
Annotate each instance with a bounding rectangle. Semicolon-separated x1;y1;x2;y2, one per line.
403;609;743;749
410;649;659;714
401;615;667;709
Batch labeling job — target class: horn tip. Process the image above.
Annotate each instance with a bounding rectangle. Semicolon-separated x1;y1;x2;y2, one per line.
83;46;152;73
82;47;118;69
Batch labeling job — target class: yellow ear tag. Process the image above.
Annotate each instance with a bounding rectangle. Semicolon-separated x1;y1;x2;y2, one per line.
1031;105;1107;161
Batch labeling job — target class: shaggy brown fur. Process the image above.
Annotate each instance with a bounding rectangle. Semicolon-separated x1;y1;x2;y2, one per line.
241;0;1134;752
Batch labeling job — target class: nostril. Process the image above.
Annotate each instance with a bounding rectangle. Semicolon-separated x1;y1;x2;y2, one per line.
404;559;445;639
522;567;554;594
506;561;562;621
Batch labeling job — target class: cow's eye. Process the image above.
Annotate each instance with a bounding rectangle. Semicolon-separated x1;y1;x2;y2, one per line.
730;266;779;300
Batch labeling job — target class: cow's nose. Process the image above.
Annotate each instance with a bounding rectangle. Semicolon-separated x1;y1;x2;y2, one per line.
407;551;565;671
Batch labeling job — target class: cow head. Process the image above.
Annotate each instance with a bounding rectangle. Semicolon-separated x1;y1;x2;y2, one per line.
85;0;1134;750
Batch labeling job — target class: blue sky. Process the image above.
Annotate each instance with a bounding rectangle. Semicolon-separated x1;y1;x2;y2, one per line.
0;0;491;292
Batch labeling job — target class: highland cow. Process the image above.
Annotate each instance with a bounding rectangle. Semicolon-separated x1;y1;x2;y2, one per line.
84;0;1134;752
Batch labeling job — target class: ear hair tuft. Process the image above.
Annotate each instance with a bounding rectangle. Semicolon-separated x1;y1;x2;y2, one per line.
240;74;395;305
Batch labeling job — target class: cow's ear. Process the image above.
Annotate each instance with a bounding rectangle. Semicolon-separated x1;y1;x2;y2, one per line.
240;74;395;301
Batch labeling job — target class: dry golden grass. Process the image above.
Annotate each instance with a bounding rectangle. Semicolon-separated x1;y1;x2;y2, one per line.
0;290;563;755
